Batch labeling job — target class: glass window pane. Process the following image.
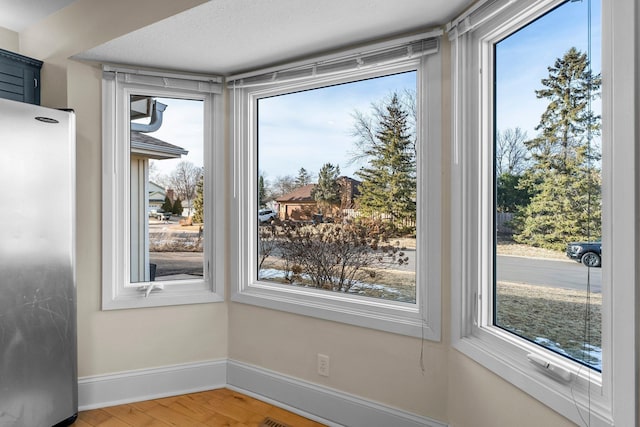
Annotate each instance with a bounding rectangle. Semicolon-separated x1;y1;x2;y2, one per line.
129;96;205;283
494;0;602;370
257;72;418;303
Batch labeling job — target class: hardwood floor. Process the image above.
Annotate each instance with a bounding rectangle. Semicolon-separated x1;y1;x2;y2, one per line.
76;388;327;427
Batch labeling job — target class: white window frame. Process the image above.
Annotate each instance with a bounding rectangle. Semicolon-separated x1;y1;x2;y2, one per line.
449;0;637;425
230;32;442;339
102;66;225;310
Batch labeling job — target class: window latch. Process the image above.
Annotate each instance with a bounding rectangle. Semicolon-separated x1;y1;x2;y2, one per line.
527;353;573;383
137;283;164;297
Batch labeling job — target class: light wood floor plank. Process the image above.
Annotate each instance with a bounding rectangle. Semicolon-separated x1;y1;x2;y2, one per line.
77;389;326;427
103;404;171;426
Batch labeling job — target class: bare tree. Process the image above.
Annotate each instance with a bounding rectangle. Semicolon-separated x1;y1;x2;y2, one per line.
169;161;202;215
270;175;297;199
496;127;530;176
149;160;170;188
258;223;278;270
260;221;408;293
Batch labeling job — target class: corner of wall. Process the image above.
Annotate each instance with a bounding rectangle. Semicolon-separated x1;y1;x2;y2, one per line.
0;26;18;52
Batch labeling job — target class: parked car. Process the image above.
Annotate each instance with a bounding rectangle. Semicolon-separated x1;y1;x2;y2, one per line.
566;241;601;267
149;209;171;221
258;208;277;223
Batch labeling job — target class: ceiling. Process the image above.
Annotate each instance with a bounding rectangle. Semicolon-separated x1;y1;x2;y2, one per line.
3;0;473;76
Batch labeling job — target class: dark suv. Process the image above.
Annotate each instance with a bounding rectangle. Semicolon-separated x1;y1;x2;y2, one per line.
566;241;602;267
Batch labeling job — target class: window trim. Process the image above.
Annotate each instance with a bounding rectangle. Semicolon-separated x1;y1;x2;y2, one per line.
448;0;637;425
230;34;442;340
101;66;225;310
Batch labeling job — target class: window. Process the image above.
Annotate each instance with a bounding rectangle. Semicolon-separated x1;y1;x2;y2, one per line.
493;1;603;372
102;66;225;309
130;97;204;284
257;72;418;303
449;0;636;424
230;33;442;339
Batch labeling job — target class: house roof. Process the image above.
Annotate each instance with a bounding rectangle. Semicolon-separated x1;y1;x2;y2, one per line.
276;184;316;203
130;130;189;160
339;176;361;185
275;177;362;203
148;181;165;193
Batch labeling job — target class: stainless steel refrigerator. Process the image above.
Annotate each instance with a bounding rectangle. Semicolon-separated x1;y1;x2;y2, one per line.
0;98;77;426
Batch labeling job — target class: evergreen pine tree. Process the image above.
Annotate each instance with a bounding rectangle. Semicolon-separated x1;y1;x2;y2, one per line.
295;167;312;188
192;176;204;223
161;196;173;213
258;175;266;208
355;94;416;226
312;163;341;214
496;172;533;213
172;198;183;216
514;48;601;250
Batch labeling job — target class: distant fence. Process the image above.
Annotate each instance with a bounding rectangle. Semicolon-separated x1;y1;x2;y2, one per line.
342;209;416;228
496;212;515;234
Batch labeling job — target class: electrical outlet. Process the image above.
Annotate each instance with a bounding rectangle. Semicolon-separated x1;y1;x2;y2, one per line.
317;353;330;377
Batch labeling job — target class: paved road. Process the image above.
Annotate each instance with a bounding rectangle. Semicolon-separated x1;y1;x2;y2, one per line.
398;252;601;293
381;250;601;292
149;252;203;279
497;255;602;293
146;248;602;294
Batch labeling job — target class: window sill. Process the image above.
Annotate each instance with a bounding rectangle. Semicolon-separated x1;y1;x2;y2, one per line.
103;283;224;310
453;328;612;427
232;282;438;339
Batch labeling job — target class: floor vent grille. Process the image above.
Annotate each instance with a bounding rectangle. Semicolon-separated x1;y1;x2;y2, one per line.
260;417;291;427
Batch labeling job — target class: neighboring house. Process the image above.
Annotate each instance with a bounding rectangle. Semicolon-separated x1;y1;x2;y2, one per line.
276;177;361;221
148;181;166;213
276;183;316;221
130;129;188;282
130;130;189;160
339;176;361;210
130;129;187;218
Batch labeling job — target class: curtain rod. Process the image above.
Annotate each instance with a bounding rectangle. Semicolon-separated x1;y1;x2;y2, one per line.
226;28;443;83
103;64;222;84
446;0;516;37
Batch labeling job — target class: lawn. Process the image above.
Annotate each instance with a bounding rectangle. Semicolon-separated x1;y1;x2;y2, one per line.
496;281;601;369
496;239;601;368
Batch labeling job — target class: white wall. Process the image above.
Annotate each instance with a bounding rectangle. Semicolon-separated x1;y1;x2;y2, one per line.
0;27;18;52
229;303;450;421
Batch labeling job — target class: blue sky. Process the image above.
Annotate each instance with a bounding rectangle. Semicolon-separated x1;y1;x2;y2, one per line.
140;97;204;180
258;72;416;181
495;0;601;138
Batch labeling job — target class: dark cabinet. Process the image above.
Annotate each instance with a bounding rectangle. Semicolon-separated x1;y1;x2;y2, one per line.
0;49;43;105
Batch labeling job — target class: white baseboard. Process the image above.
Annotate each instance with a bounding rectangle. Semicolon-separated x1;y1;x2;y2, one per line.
227;360;448;427
78;359;227;410
78;359;447;427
